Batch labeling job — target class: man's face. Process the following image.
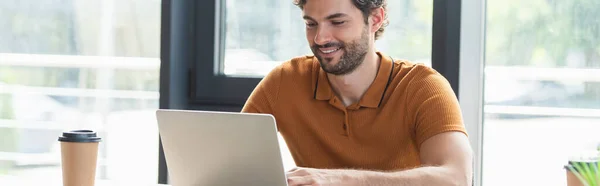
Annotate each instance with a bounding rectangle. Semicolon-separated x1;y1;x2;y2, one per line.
302;0;372;75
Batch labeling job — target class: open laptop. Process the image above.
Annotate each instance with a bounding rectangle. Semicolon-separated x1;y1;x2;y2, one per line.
156;109;290;186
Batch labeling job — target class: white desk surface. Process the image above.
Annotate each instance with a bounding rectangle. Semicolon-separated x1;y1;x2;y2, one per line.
0;175;169;186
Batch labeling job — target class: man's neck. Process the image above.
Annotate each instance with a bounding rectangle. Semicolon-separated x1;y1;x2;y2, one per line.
327;51;380;107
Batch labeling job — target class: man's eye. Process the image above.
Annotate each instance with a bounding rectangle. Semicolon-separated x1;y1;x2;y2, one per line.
332;21;346;25
306;23;317;28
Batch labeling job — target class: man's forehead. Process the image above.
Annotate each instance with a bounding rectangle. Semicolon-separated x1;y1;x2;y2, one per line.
302;0;359;19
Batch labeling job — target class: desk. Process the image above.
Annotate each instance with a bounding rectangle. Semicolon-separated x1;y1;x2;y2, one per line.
0;175;169;186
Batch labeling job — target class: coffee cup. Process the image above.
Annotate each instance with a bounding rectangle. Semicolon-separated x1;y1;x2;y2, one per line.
58;130;102;186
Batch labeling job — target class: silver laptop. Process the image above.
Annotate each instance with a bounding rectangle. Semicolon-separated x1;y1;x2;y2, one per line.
156;109;289;186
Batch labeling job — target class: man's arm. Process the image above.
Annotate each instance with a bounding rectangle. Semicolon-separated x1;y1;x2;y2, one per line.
286;131;473;186
360;131;472;186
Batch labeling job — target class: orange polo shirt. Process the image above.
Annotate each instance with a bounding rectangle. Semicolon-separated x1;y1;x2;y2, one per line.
242;52;467;170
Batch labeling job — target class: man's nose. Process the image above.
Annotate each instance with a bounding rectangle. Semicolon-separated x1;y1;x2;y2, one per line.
314;27;333;46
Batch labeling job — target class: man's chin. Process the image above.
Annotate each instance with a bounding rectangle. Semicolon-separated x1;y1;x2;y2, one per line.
321;65;348;75
318;59;344;73
317;57;337;67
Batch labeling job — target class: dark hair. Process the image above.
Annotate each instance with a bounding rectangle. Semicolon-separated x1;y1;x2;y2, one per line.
293;0;389;40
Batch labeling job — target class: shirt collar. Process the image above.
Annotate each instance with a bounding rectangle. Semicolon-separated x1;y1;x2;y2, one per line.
313;52;395;108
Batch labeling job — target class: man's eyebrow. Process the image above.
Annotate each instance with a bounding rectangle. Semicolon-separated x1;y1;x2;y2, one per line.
303;13;349;21
325;13;348;20
303;15;316;21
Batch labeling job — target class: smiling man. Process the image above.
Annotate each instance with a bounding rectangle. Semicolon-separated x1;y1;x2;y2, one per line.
241;0;473;185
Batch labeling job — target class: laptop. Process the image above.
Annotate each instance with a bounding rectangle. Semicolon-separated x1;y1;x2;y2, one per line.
156;109;290;186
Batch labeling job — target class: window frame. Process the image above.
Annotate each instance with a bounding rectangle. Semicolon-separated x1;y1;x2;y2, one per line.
190;0;261;107
457;0;485;185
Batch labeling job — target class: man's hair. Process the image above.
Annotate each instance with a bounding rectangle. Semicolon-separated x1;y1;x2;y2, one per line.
293;0;389;40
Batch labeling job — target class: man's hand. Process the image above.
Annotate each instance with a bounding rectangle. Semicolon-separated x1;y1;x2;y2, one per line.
286;167;359;186
284;132;472;186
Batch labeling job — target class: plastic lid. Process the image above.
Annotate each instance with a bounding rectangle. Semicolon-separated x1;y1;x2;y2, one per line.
58;130;101;143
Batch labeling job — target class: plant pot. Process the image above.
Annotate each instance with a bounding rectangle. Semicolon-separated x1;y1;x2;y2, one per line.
566;169;585;186
565;160;599;186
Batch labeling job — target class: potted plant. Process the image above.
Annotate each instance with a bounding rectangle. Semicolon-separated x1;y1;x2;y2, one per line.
566;148;600;186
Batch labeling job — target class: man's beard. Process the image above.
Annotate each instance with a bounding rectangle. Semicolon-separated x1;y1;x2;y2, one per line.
311;28;370;75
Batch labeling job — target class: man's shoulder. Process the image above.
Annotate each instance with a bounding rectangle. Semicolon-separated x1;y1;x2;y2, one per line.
387;59;452;94
392;59;441;80
390;59;454;97
277;55;317;76
260;55;316;86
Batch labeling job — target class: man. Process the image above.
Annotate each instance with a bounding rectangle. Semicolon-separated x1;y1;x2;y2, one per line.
242;0;473;185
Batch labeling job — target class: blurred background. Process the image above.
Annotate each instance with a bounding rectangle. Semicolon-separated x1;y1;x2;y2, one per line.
0;0;598;185
0;0;161;184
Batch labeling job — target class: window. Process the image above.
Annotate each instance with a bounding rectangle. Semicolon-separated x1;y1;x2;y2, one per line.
0;0;161;184
222;0;433;77
482;0;600;185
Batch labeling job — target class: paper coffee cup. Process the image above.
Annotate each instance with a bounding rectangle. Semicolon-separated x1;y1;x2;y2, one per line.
58;130;102;186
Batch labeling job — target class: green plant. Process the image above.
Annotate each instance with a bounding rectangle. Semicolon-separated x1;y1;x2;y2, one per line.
567;154;600;186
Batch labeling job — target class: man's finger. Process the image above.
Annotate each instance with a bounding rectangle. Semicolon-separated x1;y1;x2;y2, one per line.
286;168;310;177
287;176;315;186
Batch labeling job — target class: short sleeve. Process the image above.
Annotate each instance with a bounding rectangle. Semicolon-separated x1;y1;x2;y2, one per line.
241;65;283;115
408;66;468;148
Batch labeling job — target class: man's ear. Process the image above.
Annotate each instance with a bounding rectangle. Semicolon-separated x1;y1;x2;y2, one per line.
369;7;385;34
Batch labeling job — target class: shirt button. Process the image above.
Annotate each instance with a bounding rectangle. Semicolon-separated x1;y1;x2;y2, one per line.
343;124;347;130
